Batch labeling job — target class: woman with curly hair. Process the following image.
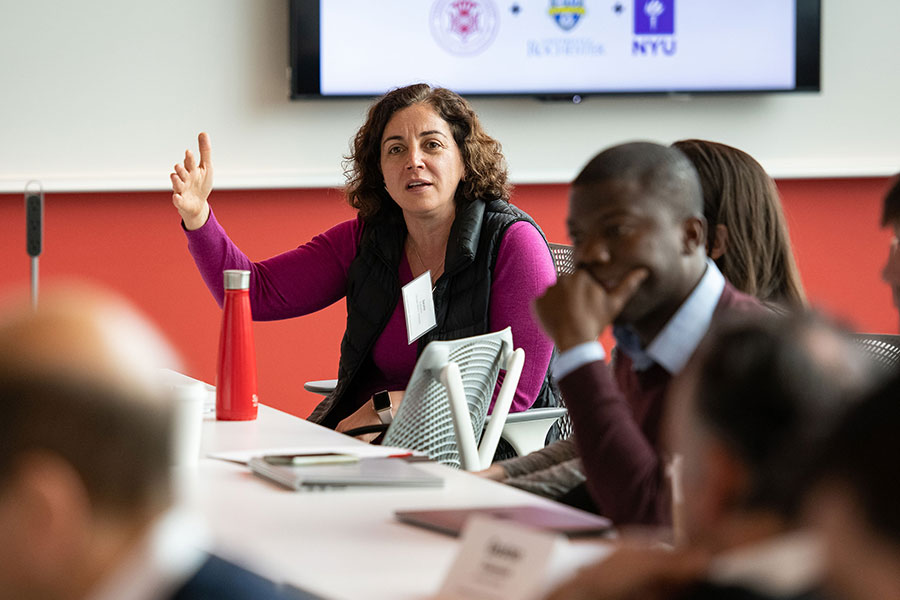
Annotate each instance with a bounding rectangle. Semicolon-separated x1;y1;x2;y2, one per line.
169;83;558;436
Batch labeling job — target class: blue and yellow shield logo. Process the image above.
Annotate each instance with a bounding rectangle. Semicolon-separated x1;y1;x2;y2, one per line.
549;0;586;31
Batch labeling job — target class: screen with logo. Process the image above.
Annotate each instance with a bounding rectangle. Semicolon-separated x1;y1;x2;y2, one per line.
290;0;820;98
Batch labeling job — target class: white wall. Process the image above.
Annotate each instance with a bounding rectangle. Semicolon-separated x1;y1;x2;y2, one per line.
1;0;899;193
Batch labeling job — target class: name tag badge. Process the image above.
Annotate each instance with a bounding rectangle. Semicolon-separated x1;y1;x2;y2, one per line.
402;270;437;344
437;515;562;600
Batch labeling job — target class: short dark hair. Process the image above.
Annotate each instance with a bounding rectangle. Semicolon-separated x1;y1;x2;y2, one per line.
344;83;510;221
0;368;173;514
689;313;870;518
883;174;900;227
572;141;703;218
673;139;806;309
813;370;900;544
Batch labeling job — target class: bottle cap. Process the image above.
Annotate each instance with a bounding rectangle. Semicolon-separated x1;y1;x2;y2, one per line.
223;269;251;290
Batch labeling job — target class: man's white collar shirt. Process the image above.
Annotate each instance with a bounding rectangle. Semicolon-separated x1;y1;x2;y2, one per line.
707;530;824;597
554;259;726;379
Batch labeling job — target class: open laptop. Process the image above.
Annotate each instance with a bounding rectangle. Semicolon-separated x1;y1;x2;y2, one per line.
248;456;443;491
395;504;614;538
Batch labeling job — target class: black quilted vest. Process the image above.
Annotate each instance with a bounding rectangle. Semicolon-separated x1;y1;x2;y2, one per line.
308;198;559;427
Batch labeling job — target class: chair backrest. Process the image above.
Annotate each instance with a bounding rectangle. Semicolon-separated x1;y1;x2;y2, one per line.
383;327;524;471
549;242;576;276
852;333;900;372
546;243;577;445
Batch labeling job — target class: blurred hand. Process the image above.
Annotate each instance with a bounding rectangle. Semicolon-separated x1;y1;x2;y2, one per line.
474;463;508;481
533;268;648;352
544;546;709;600
170;132;214;230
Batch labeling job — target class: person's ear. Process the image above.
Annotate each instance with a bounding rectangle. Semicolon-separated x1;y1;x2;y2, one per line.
709;224;729;261
681;215;707;255
12;453;92;586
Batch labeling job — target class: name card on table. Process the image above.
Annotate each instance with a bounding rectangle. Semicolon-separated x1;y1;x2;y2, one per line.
436;515;563;600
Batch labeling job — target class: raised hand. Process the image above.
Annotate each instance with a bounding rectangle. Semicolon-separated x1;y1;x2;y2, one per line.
533;267;648;351
170;132;214;230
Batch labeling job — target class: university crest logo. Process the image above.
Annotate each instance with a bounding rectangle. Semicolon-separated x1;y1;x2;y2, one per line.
549;0;586;32
430;0;500;56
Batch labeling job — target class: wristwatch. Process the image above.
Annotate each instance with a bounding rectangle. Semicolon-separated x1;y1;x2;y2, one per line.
373;390;393;425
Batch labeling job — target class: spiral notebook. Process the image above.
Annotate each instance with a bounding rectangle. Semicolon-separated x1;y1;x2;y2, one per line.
248;456;443;490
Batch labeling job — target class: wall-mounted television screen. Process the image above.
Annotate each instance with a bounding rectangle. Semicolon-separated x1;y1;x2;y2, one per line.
290;0;820;99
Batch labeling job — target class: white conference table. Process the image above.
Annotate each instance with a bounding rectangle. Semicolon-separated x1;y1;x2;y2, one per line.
182;403;612;600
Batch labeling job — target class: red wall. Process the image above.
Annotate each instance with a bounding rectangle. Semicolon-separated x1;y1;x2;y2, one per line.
1;178;895;419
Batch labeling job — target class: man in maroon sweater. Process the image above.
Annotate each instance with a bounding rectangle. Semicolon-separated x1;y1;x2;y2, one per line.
534;142;760;525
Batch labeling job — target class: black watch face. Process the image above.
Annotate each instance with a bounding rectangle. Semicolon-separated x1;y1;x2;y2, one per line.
373;391;391;411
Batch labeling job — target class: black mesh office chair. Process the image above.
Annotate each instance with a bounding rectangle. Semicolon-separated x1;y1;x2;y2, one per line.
852;333;900;372
549;242;576;277
546;243;576;442
487;243;576;457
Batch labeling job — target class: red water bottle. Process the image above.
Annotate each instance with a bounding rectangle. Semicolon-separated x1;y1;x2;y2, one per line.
216;269;259;420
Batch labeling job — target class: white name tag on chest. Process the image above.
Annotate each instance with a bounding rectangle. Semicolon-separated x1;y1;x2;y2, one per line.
402;270;437;344
437;515;562;600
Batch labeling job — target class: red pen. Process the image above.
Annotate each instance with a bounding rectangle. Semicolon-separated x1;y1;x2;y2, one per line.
387;452;414;458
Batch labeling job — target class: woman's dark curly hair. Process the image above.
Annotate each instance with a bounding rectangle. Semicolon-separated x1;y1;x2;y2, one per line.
344;83;511;221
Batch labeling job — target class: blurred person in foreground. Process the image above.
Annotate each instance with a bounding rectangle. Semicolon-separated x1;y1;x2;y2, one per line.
880;175;900;328
545;313;873;600
806;370;900;600
0;286;315;600
481;139;805;505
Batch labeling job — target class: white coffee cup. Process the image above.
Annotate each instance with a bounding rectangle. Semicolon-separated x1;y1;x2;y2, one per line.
171;382;206;467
